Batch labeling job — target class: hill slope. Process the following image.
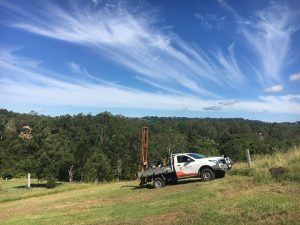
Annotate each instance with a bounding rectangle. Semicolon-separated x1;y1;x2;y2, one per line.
1;149;299;225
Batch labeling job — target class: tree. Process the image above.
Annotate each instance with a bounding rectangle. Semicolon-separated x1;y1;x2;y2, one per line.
81;148;112;182
222;139;248;161
0;108;299;183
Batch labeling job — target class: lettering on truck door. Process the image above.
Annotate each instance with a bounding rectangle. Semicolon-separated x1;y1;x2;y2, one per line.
175;155;198;178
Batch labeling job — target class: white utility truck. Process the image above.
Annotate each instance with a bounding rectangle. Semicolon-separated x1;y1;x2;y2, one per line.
138;153;232;188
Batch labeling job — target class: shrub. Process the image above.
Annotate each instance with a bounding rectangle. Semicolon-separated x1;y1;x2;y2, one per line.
2;171;13;180
46;177;56;189
269;167;288;182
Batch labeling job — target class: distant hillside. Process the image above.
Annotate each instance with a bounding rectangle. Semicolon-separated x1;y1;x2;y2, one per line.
0;108;299;182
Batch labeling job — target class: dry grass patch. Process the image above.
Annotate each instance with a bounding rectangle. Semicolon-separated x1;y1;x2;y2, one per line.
0;175;299;225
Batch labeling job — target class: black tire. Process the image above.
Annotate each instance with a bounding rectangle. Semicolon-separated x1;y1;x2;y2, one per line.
169;179;178;185
200;168;215;181
215;170;225;179
153;177;165;188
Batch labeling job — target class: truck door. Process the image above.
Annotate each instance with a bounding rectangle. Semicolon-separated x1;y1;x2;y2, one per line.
175;155;198;178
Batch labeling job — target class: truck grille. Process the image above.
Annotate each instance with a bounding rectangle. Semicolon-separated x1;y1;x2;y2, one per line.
219;159;226;164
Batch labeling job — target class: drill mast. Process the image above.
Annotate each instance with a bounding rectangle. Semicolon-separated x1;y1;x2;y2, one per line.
141;126;148;172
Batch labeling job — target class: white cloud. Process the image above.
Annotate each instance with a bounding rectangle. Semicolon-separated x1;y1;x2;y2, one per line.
241;3;298;83
0;49;299;115
289;72;300;82
215;43;245;87
279;95;300;102
0;1;299;119
67;62;83;75
218;1;299;85
264;85;284;93
217;0;244;23
90;0;100;5
0;0;248;98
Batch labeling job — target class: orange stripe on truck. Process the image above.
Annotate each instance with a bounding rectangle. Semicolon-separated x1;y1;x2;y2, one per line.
176;172;198;178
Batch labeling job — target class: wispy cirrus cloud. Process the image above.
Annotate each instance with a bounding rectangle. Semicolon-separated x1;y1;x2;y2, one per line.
66;62;112;85
219;0;299;86
0;48;299;115
0;1;299;121
195;12;225;29
215;43;245;87
0;0;248;98
241;3;298;84
289;72;300;82
264;85;284;93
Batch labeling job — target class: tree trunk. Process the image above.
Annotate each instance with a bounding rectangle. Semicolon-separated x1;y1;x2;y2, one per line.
117;159;122;181
68;164;74;182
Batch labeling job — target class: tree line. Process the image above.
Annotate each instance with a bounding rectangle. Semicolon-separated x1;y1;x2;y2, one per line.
0;109;299;183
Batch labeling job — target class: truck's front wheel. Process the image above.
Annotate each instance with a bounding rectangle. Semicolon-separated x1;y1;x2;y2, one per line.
153;177;165;188
201;168;215;181
215;170;225;178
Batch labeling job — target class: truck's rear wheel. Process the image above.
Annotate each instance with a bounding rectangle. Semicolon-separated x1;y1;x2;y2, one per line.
201;168;215;181
153;177;165;188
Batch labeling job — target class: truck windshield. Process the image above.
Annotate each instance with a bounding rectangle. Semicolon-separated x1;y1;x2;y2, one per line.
187;153;206;159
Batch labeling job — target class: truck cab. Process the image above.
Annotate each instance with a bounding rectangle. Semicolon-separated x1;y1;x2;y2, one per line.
171;153;232;181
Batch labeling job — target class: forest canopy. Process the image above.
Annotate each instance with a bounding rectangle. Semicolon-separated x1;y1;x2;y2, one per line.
0;109;299;182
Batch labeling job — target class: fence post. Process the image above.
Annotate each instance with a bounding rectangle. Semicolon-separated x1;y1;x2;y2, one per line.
246;149;252;168
27;173;31;189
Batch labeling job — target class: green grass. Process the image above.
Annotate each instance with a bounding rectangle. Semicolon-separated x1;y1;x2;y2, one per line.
1;177;299;224
0;178;93;203
229;147;300;184
1;150;300;225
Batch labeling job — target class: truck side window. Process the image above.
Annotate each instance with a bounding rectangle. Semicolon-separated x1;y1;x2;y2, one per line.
177;155;194;163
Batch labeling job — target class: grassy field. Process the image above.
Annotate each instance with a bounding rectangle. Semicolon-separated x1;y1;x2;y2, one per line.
1;150;299;225
231;147;300;183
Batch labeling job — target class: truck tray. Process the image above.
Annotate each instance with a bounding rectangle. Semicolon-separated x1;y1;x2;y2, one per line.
138;166;173;178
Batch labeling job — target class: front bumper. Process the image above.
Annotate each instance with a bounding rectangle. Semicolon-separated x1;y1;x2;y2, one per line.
212;162;232;171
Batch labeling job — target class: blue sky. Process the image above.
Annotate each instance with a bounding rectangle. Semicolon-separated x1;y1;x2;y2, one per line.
0;0;300;122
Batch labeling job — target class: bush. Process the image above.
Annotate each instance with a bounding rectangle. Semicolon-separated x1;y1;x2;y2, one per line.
46;177;56;189
269;167;288;182
2;171;13;180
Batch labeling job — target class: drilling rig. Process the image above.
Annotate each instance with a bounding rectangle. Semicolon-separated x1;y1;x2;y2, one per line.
140;126;148;172
137;126;232;188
